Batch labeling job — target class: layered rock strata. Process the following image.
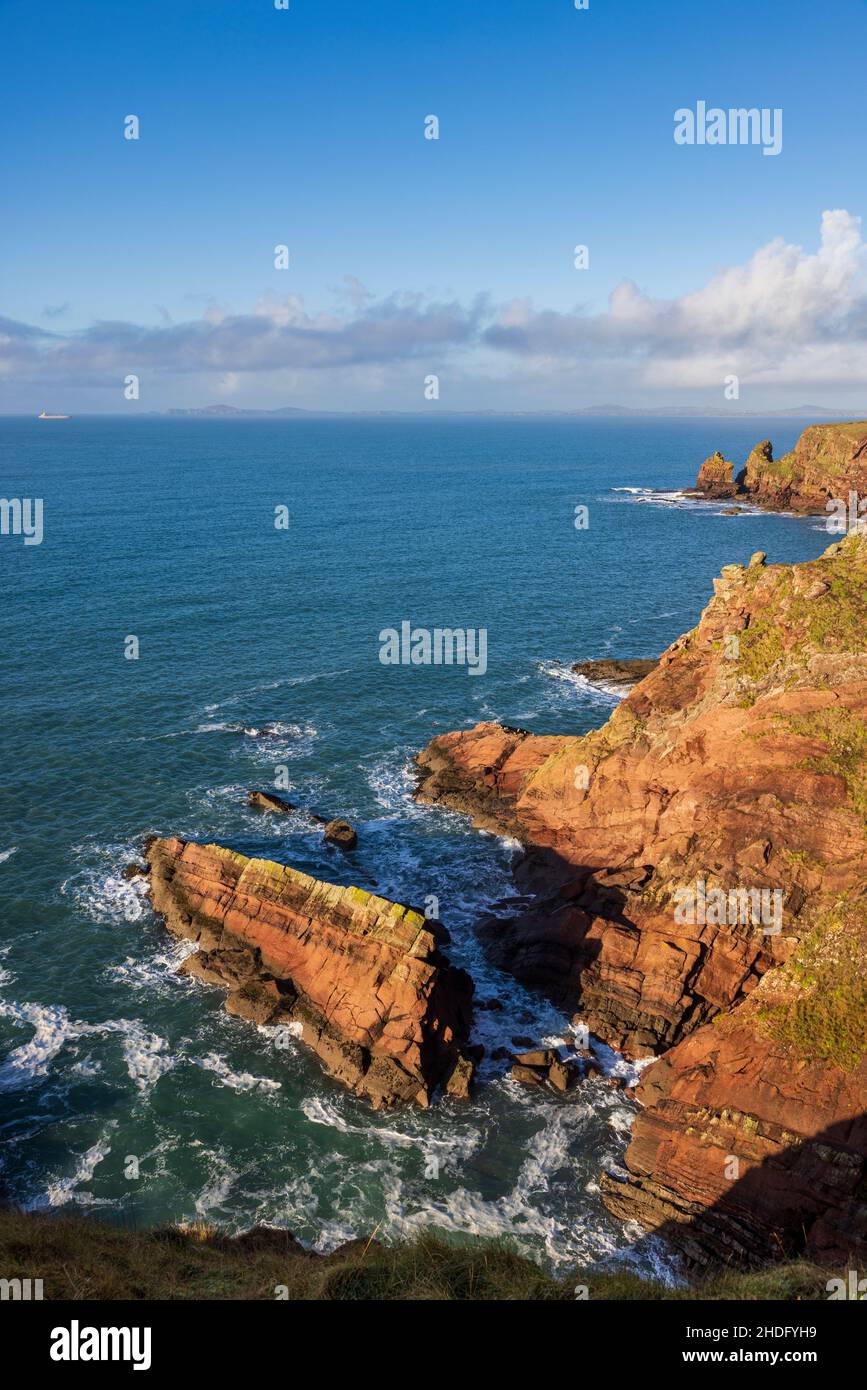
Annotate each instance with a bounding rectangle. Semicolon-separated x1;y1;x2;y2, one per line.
146;837;474;1109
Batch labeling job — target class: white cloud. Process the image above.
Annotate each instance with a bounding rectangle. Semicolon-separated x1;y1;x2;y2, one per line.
2;212;867;405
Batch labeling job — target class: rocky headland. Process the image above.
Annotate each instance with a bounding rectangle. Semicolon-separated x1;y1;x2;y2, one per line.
690;421;867;513
415;528;867;1267
145;837;474;1109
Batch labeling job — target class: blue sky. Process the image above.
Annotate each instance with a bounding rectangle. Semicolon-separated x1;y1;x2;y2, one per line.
2;0;867;411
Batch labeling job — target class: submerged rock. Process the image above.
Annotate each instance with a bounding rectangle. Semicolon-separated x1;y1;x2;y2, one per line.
145;837;474;1109
248;790;296;814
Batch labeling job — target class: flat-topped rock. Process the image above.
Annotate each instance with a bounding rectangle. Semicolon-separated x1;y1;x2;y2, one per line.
248;790;296;814
572;658;658;690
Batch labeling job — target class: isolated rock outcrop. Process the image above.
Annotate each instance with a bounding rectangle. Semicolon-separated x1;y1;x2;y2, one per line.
248;790;296;814
146;837;474;1108
323;819;358;850
692;421;867;513
572;658;658;690
416;532;867;1264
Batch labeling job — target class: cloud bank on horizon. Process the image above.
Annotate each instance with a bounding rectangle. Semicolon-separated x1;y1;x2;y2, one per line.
2;210;866;411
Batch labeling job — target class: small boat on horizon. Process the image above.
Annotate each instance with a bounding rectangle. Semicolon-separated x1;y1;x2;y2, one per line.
38;410;70;420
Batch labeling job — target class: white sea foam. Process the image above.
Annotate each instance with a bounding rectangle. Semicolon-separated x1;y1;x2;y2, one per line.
193;1051;281;1093
0;946;14;989
536;660;622;704
120;1026;176;1093
199;670;352;717
365;754;421;815
609;485;771;517
0;1000;94;1089
61;845;151;925
0;996;180;1096
301;1095;481;1163
104;937;198;994
194;719;317;741
194;1151;240;1217
69;1057;102;1078
42;1126;116;1209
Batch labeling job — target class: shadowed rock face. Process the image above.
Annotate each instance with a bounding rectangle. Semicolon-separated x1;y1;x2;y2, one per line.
146;837;473;1109
693;422;867;513
416;533;867;1265
599;981;867;1268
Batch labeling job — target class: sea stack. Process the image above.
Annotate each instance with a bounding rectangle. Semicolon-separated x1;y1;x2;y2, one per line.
691;421;867;513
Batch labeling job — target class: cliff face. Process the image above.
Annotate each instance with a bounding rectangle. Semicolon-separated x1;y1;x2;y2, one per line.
416;534;867;1264
693;422;867;514
600;903;867;1268
146;838;474;1109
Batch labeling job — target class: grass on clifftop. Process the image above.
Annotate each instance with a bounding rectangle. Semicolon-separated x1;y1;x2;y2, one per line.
732;536;867;699
757;902;867;1070
787;706;867;824
0;1208;844;1301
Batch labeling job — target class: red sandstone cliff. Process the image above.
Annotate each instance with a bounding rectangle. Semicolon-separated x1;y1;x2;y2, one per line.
146;837;474;1109
692;422;867;514
415;533;867;1264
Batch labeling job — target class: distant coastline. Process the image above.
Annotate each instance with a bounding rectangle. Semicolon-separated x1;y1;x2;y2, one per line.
5;403;867;420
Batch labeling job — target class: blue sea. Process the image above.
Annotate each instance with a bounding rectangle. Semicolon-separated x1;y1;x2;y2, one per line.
0;416;829;1276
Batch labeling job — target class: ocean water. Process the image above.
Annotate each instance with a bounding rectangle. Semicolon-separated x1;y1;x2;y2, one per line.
0;415;830;1276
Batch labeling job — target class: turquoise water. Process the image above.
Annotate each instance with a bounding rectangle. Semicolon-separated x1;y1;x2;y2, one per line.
0;416;827;1273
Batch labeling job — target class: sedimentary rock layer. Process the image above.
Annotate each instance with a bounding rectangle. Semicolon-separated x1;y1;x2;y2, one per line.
600;917;867;1268
146;837;473;1108
692;422;867;513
